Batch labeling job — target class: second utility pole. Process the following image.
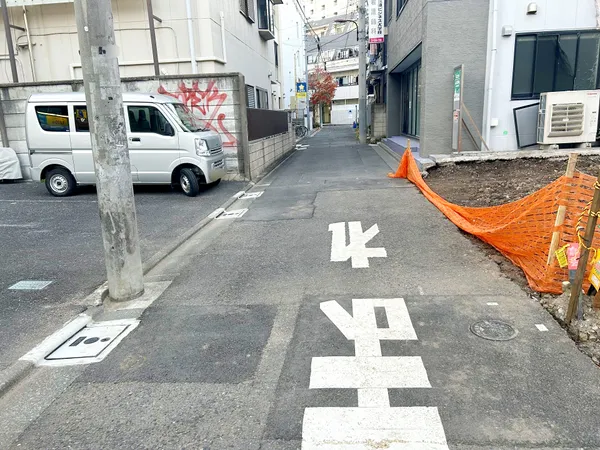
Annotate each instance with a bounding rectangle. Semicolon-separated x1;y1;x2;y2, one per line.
358;3;367;144
74;0;144;302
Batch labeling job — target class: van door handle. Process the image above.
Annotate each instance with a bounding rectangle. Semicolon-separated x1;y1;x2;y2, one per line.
130;137;141;142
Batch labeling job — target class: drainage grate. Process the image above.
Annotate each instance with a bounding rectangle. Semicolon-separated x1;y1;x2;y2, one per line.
9;280;52;290
41;319;138;365
470;319;518;341
240;191;264;200
216;209;248;219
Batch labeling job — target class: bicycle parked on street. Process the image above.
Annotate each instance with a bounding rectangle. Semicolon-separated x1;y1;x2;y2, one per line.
295;124;308;138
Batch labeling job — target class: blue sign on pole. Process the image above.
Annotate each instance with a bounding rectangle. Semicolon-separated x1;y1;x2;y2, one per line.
296;82;307;98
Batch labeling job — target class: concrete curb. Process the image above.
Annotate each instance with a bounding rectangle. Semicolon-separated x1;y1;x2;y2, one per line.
0;360;34;396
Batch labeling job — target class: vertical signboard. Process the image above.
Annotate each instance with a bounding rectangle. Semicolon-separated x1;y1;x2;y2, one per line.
369;0;384;44
451;65;464;152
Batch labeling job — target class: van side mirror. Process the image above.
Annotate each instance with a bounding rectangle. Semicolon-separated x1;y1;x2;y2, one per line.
163;123;175;137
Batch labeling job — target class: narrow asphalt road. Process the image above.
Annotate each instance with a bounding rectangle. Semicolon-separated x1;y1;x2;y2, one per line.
2;127;600;449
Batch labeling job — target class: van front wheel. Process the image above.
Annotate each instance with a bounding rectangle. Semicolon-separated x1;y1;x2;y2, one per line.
179;168;200;197
45;168;76;197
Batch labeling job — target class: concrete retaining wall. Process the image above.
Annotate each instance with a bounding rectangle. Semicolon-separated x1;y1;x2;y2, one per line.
248;114;294;180
0;73;247;180
371;103;387;140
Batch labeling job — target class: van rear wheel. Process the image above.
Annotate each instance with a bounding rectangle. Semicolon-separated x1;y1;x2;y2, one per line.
179;168;200;197
45;168;76;197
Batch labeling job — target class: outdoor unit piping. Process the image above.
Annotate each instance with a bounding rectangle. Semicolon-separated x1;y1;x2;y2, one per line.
185;0;198;74
23;6;36;82
483;0;497;149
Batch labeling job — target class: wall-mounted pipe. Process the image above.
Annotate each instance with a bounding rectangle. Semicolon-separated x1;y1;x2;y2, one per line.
483;0;497;150
0;0;18;82
220;11;227;64
69;56;226;79
184;0;197;74
23;6;36;82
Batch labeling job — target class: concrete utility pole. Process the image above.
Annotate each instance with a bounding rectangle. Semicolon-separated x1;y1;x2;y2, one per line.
74;0;144;301
358;3;367;144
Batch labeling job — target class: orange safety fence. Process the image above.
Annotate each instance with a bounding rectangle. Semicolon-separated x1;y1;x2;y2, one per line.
393;149;599;294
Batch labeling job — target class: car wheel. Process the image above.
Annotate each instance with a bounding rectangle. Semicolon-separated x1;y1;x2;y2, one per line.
45;168;76;197
179;168;200;197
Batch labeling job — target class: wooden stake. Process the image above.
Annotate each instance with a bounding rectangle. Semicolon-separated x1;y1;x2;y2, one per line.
461;102;490;152
547;153;578;265
566;166;600;324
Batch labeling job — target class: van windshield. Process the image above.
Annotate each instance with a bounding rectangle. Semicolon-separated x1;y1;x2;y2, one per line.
166;103;207;132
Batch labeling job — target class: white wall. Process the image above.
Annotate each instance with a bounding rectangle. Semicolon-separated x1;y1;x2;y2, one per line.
0;0;278;96
331;103;357;124
487;0;597;151
277;0;306;110
303;0;358;21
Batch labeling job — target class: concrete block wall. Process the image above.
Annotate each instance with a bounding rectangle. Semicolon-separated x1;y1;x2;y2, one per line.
0;73;246;180
248;117;294;180
371;104;387;140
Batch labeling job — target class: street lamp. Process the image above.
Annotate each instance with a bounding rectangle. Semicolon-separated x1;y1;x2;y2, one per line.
334;8;366;144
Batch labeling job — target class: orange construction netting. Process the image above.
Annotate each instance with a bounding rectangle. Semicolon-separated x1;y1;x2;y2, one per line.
394;149;599;294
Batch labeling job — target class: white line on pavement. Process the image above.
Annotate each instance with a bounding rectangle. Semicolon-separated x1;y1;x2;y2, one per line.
536;324;548;331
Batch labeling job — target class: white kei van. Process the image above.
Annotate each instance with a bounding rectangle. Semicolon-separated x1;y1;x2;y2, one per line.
26;92;226;197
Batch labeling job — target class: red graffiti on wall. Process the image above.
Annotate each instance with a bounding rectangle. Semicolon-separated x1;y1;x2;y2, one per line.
158;80;237;147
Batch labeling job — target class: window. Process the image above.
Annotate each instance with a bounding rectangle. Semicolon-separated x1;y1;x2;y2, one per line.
397;0;407;16
35;105;69;132
274;42;279;67
74;106;89;132
512;30;600;100
127;106;173;135
400;61;421;136
246;84;256;108
385;0;392;24
240;0;255;22
257;0;274;33
256;87;269;109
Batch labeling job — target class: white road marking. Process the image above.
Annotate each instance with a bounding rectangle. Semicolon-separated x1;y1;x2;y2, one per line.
232;191;246;199
256;183;271;187
215;209;248;219
302;298;449;448
240;191;264;199
487;302;499;306
329;222;387;268
208;208;225;219
302;407;449;449
9;280;52;290
536;324;548;332
310;356;431;389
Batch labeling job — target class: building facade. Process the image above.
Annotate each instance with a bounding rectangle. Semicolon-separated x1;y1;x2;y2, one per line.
303;0;358;21
384;0;600;157
307;14;360;125
0;0;284;110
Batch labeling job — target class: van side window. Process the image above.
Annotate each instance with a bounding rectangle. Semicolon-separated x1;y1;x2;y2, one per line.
128;106;172;136
74;105;89;132
35;105;69;132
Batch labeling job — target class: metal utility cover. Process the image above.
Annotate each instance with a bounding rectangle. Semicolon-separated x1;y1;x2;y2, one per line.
470;319;518;341
9;280;52;290
216;209;248;219
240;191;264;199
45;323;131;360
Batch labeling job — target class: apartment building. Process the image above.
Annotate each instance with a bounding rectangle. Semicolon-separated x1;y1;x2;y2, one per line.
303;0;358;21
306;13;359;125
0;0;285;109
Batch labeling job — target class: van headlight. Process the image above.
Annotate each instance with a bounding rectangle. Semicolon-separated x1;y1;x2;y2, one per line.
195;138;210;156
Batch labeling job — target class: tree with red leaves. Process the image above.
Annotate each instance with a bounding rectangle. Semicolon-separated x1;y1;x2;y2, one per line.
308;67;338;108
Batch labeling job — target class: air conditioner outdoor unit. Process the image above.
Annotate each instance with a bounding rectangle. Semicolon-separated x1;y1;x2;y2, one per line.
537;90;600;146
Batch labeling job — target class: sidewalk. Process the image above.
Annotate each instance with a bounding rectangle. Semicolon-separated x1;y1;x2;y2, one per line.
2;127;600;449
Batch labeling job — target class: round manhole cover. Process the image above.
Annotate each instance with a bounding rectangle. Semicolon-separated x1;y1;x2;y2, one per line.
470;319;518;341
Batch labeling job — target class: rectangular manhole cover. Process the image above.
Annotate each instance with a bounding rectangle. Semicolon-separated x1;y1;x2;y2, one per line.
42;319;138;365
9;280;52;290
216;209;248;219
240;191;264;200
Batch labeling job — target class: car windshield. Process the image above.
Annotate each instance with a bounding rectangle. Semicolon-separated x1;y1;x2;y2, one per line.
166;103;207;132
